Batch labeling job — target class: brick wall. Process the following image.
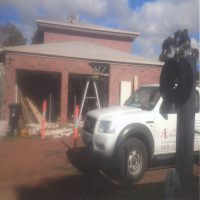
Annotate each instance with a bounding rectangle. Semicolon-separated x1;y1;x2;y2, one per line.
44;30;131;53
109;64;162;106
4;54;94;125
4;54;162;125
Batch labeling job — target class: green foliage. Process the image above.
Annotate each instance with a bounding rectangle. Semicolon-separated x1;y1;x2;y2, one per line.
159;29;199;62
0;22;27;47
31;28;44;44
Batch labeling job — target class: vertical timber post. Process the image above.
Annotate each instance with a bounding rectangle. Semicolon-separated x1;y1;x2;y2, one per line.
175;58;197;199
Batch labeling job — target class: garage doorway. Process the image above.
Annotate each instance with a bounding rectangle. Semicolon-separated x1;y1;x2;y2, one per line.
17;69;61;123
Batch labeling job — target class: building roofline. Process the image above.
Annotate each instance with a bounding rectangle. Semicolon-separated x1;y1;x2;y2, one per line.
3;46;163;67
36;20;140;42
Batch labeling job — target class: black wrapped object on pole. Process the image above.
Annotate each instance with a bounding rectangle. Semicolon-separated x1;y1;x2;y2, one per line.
160;57;196;199
175;58;197;200
8;103;21;136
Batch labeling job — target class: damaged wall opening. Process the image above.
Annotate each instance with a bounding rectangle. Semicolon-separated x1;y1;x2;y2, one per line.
17;69;61;123
68;73;109;121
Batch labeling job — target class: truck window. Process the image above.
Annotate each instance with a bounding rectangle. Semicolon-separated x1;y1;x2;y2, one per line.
124;87;161;111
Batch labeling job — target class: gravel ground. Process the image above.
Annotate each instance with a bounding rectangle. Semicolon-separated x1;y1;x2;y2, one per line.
0;135;199;200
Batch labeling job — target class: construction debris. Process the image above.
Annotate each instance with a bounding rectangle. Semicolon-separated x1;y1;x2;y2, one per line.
19;123;74;138
18;88;43;124
50;128;73;138
20;128;32;138
25;123;59;129
12;88;78;139
66;123;75;127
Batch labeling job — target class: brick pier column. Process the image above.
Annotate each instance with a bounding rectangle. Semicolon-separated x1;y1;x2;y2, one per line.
60;71;68;126
4;55;15;120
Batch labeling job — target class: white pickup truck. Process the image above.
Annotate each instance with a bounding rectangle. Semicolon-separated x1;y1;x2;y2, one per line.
82;84;200;183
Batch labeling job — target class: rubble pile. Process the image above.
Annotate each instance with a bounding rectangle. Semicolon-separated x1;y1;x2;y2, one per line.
18;88;43;124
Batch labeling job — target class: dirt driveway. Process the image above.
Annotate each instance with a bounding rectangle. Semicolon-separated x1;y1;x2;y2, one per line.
0;135;199;200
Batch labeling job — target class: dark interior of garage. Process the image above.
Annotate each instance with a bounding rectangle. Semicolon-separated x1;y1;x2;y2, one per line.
17;69;61;123
68;74;109;121
16;65;109;124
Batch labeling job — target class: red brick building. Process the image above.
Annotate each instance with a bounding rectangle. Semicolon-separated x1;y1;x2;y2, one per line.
3;19;163;125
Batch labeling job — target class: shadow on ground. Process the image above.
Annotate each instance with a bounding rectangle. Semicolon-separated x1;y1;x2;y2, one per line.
15;147;199;200
15;173;166;200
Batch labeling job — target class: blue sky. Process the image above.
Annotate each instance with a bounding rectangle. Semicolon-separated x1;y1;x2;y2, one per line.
0;0;199;66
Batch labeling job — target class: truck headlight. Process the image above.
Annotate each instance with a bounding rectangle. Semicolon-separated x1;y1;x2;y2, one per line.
98;121;115;133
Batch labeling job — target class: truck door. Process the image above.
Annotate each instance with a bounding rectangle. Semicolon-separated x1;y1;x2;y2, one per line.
154;98;177;155
154;89;200;154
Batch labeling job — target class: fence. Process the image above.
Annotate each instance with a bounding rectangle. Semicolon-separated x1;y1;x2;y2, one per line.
0;63;5;120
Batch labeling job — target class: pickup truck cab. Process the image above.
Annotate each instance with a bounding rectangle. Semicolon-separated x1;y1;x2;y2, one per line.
82;84;200;183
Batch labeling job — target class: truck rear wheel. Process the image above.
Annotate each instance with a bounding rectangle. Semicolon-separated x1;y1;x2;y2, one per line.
122;138;147;184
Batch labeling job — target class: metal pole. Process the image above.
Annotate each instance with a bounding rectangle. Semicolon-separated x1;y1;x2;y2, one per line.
49;93;51;123
0;66;1;119
15;71;17;103
78;77;90;121
93;78;101;108
2;68;4;119
175;58;197;200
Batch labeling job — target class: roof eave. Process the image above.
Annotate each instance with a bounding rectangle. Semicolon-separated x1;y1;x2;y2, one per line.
37;20;140;42
3;47;164;67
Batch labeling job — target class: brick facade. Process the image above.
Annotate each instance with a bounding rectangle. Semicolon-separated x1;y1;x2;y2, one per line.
4;54;94;125
4;54;161;125
44;30;131;53
109;64;161;106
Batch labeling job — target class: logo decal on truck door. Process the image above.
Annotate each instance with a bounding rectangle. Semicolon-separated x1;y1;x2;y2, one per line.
161;128;176;139
161;128;168;138
160;128;177;151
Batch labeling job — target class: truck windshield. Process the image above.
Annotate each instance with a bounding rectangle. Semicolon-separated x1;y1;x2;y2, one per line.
124;87;161;111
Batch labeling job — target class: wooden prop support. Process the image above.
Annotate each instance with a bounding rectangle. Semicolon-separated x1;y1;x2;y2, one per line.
17;88;43;124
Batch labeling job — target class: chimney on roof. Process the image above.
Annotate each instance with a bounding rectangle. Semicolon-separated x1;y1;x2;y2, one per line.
68;14;78;23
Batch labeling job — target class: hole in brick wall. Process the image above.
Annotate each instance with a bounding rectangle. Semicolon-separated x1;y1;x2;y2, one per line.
17;69;61;123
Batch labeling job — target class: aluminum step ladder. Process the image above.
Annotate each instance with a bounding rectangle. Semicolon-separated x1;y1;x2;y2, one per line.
78;76;101;121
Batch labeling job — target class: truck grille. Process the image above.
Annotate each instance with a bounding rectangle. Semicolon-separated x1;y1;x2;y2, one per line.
83;116;97;135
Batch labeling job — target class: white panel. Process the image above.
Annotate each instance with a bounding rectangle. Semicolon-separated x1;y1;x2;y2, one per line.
133;76;138;91
120;81;131;105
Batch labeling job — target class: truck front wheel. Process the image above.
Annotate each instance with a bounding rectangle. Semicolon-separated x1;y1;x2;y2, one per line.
121;138;148;184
